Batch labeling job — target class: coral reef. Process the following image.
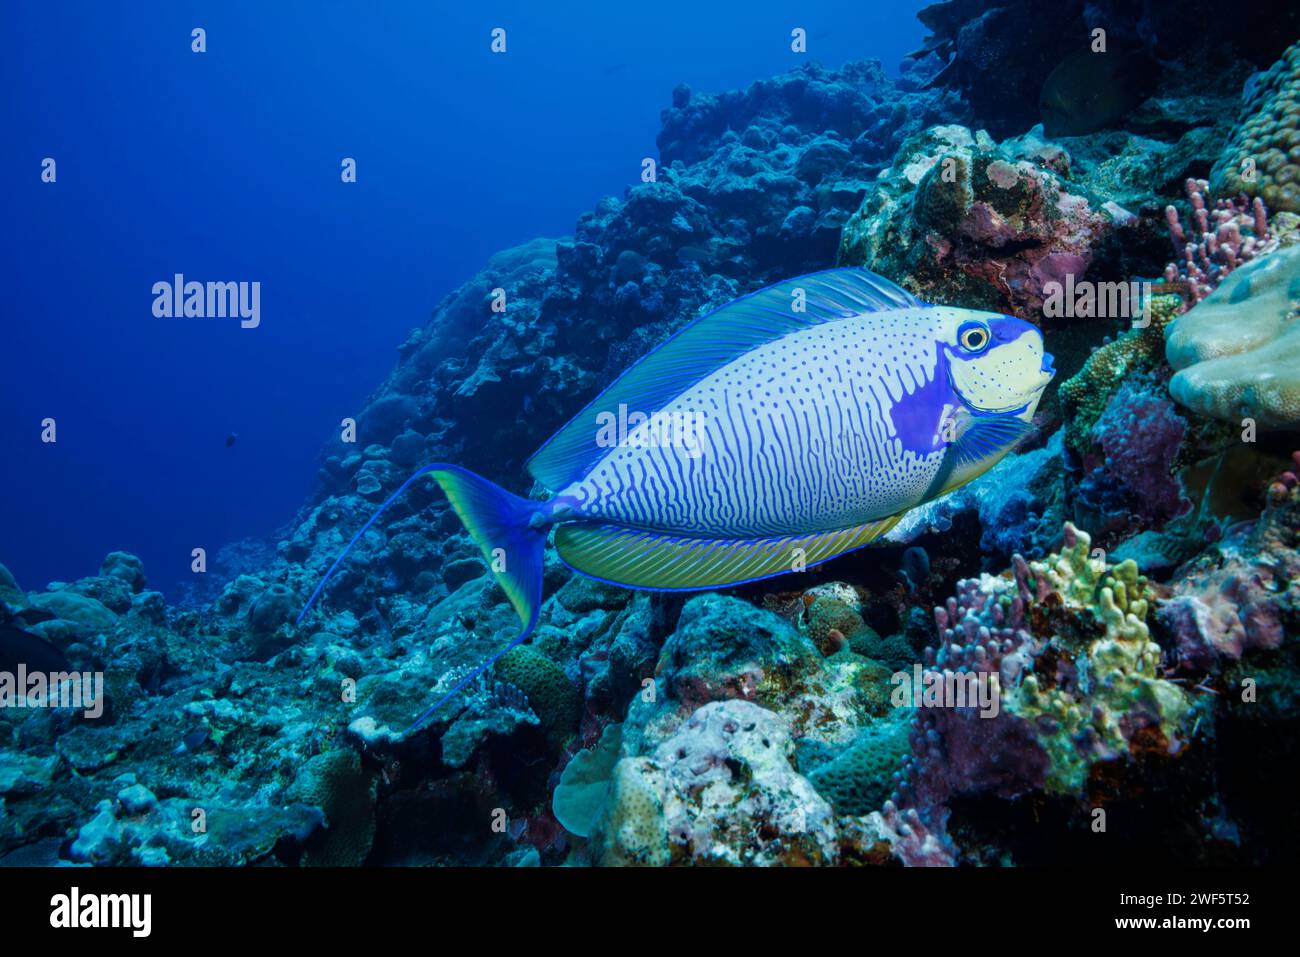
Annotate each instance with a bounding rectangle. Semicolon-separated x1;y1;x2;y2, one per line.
287;749;377;867
1159;466;1300;669
591;700;838;866
552;722;622;838
1211;40;1300;214
1165;244;1300;428
838;124;1122;316
886;524;1199;861
1057;293;1182;456
492;646;580;747
1161;178;1278;302
4;4;1299;870
806;710;913;816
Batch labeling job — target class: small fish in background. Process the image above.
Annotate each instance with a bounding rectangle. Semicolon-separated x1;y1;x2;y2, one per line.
225;432;238;448
899;545;931;593
299;267;1055;730
0;621;71;675
172;727;210;756
1039;48;1158;138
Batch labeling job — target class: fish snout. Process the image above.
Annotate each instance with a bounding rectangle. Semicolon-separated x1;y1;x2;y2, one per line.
1041;351;1056;380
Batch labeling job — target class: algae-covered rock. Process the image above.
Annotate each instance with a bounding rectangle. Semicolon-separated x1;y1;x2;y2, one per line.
28;590;118;643
100;551;147;593
656;594;821;710
0;563;25;607
592;700;837;866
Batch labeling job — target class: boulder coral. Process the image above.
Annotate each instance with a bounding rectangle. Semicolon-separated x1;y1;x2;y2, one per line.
493;645;581;746
1211;40;1300;214
1165;244;1300;428
287;749;377;867
806;709;913;817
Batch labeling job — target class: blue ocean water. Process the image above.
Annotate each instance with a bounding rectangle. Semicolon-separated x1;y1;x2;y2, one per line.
0;0;925;598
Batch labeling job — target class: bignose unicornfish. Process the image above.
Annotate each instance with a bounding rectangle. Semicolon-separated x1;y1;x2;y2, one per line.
298;267;1055;729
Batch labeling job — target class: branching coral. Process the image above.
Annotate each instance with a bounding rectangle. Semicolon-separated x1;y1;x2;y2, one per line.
887;523;1194;862
1162;178;1276;302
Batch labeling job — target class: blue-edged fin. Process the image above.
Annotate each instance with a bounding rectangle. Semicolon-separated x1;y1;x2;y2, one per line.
295;462;546;733
947;411;1035;468
422;465;545;633
526;267;925;491
554;515;904;591
402;464;549;733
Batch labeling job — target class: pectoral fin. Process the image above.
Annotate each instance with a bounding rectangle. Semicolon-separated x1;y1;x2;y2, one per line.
947;411;1035;469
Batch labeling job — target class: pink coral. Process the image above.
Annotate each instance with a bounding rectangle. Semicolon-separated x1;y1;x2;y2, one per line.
875;802;957;867
1158;466;1300;670
1162;178;1276;303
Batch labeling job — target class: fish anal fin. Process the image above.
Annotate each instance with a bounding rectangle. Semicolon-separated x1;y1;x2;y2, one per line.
555;515;904;591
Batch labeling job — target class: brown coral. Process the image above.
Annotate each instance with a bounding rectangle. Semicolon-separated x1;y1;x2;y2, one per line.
1211;40;1300;214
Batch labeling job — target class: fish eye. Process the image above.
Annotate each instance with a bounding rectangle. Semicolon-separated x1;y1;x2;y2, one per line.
958;322;990;353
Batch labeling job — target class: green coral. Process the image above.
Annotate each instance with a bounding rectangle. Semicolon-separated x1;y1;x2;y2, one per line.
1057;292;1182;455
807;710;913;816
1010;523;1191;794
801;582;872;655
287;748;377;867
1210;40;1300;213
494;645;581;745
552;723;622;838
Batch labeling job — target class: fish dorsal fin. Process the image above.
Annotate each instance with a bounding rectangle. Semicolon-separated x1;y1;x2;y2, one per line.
526;267;925;490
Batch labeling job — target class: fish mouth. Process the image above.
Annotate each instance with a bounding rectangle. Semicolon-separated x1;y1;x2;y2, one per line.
1041;352;1056;379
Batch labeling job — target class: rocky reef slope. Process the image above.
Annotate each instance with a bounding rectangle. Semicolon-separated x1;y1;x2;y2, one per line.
3;6;1298;867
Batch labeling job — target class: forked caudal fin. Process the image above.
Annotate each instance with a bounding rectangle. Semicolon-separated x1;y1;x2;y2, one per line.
295;463;546;732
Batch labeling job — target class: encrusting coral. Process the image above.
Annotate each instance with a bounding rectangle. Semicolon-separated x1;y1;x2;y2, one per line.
1057;293;1182;456
807;710;913;817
